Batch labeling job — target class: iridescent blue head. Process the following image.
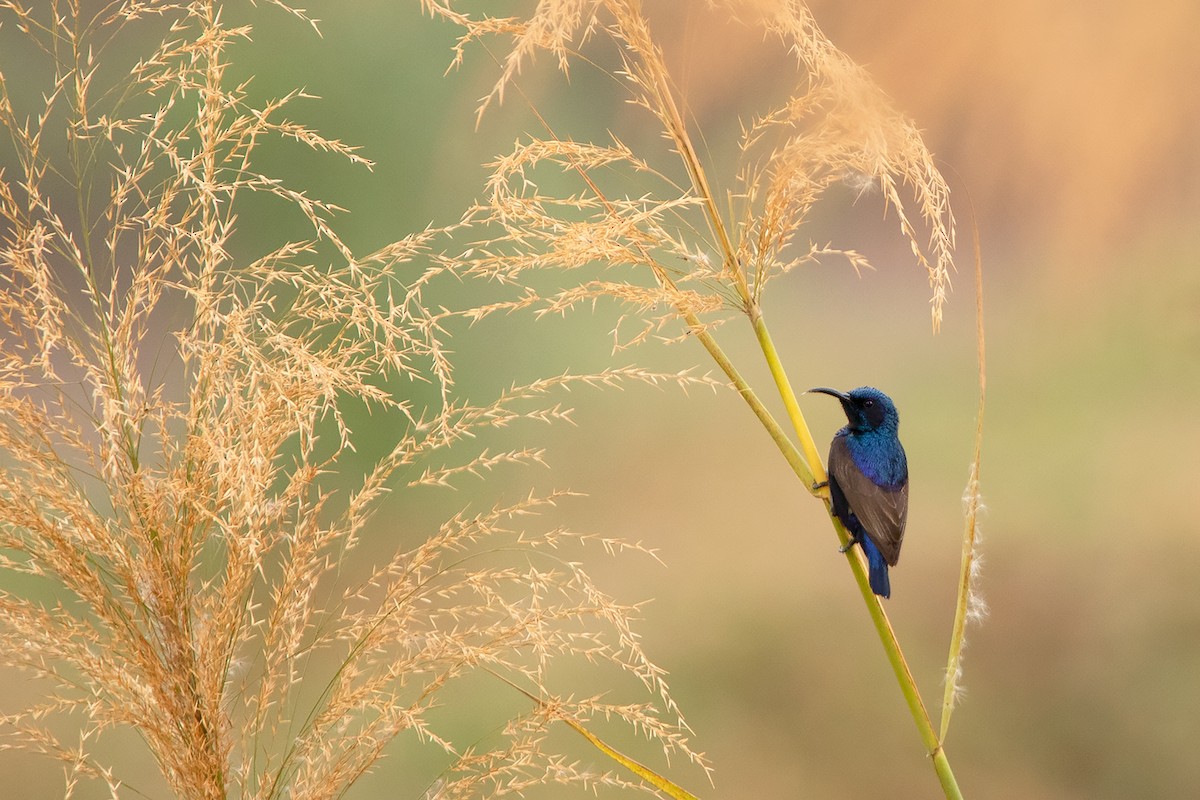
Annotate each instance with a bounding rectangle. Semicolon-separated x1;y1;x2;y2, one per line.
808;386;899;435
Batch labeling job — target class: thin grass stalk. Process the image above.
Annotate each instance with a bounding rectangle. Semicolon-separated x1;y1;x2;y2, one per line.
735;326;965;797
748;311;826;490
620;0;747;303
618;4;841;484
0;4;715;795
433;3;968;795
689;285;964;797
681;307;815;489
833;506;963;799
559;715;702;800
940;217;987;742
627;10;965;792
744;295;962;794
725;314;967;798
932;749;965;800
494;672;703;800
517;76;814;490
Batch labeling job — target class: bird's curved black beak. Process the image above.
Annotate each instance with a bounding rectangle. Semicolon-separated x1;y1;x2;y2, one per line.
808;387;851;402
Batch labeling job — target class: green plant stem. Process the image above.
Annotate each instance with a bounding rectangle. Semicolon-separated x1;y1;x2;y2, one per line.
745;308;965;799
688;299;963;798
490;670;702;800
932;749;965;800
940;216;987;743
833;508;961;799
676;308;814;489
557;37;963;790
748;308;826;489
562;714;701;800
594;7;965;795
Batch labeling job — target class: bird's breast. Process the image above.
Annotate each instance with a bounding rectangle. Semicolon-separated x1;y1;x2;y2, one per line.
845;433;908;489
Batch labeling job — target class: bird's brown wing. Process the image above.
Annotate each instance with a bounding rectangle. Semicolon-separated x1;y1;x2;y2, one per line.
828;436;908;566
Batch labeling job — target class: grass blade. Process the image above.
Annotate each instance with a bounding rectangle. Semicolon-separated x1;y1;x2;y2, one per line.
940;215;988;742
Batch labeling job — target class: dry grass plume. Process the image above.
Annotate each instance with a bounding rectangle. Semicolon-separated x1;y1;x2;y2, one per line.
0;2;709;797
426;0;955;334
424;1;969;797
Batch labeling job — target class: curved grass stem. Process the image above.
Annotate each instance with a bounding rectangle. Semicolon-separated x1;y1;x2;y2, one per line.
940;216;988;743
744;310;966;800
748;309;826;490
535;8;966;791
679;308;813;488
679;306;965;800
636;22;967;792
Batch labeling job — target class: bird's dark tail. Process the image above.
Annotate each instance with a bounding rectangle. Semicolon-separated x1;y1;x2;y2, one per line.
862;537;891;599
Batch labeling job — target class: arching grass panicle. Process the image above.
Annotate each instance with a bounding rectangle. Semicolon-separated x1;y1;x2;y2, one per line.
0;2;707;797
427;0;955;330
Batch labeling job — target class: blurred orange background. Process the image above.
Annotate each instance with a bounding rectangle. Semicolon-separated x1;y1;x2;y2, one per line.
3;1;1199;797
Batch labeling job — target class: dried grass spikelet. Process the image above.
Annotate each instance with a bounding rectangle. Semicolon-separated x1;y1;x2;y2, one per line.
463;134;729;350
0;2;707;797
735;2;956;318
428;0;955;331
940;228;989;740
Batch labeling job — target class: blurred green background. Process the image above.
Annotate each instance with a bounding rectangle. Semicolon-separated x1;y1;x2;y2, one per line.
4;1;1200;797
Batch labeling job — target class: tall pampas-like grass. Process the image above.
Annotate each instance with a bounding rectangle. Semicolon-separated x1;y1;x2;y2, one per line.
0;2;709;797
426;1;979;797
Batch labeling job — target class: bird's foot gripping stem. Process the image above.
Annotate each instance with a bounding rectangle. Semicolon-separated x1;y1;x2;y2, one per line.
838;532;860;554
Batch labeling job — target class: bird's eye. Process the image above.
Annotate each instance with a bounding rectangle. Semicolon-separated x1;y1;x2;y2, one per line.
863;399;874;407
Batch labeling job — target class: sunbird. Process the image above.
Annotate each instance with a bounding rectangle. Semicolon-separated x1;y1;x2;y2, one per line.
809;387;909;599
